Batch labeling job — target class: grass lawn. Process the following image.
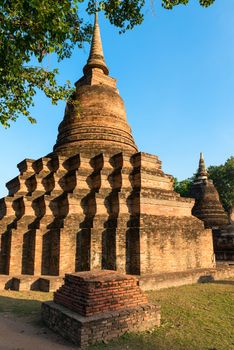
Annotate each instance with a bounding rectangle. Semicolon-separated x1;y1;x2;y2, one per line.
0;281;233;350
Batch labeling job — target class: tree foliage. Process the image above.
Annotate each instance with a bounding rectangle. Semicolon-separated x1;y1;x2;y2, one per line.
161;0;215;10
208;157;234;212
0;0;216;127
0;0;93;127
174;177;193;197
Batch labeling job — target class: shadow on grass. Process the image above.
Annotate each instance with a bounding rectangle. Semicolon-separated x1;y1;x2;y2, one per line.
211;280;234;285
198;275;234;286
0;295;43;316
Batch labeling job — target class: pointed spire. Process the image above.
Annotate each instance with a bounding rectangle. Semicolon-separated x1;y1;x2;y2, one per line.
83;12;109;75
197;152;208;179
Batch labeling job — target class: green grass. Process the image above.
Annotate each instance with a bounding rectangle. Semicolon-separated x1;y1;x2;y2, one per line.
0;281;233;350
0;290;53;316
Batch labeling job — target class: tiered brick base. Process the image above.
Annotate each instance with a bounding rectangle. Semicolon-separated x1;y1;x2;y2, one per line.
41;270;160;348
0;151;215;288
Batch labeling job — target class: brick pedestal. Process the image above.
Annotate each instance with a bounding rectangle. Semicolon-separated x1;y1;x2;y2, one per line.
41;270;160;348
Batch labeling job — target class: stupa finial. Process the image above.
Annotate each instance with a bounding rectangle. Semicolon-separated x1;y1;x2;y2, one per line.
197;152;208;179
83;11;109;75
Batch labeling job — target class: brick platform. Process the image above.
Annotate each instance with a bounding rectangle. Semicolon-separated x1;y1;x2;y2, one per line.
139;265;234;290
41;270;160;347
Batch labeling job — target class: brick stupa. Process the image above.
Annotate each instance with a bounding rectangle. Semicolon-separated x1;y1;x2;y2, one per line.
190;153;228;229
190;153;230;265
0;14;217;291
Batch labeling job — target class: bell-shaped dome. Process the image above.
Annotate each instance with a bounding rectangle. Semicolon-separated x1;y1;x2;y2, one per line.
190;153;228;229
53;13;137;156
191;179;228;228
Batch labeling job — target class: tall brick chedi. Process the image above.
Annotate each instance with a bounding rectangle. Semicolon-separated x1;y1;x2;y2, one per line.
0;14;215;289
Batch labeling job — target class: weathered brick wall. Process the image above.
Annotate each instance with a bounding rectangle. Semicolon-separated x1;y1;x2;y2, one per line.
213;228;234;262
137;215;214;275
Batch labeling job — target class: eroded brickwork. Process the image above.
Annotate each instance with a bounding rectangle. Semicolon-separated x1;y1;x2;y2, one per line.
190;154;231;263
190;153;228;229
0;151;215;290
54;270;148;316
41;270;160;347
213;207;234;262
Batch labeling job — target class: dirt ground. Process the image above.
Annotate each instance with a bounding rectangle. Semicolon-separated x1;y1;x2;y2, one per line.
0;313;77;350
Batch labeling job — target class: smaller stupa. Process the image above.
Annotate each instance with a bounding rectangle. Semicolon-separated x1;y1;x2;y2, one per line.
190;153;228;229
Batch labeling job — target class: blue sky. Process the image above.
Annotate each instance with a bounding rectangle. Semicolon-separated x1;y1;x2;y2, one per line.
0;0;234;197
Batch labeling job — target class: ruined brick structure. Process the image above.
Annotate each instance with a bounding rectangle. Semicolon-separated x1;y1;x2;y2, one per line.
42;270;160;347
190;153;233;263
213;207;234;262
190;153;228;229
0;14;220;291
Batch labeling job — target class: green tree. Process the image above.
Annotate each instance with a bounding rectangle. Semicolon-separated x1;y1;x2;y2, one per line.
174;177;193;197
208;157;234;212
162;0;215;10
0;0;215;127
